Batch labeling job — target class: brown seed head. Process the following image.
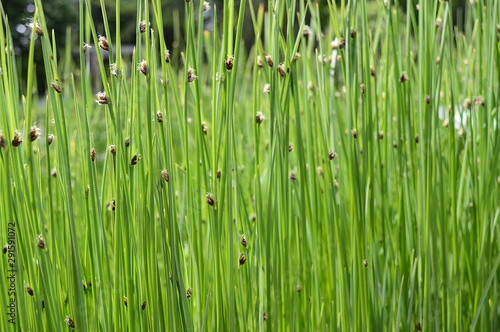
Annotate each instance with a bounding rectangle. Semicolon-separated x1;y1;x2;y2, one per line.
161;170;170;182
206;193;215;206
12;131;23;147
139;20;147;33
415;135;420;143
187;68;197;82
350;28;357;38
225;56;235;70
288;143;293;152
26;284;34;296
164;49;171;63
186;288;192;298
30;126;41;142
399;72;409;83
425;95;431;104
201;122;208;134
463;98;471;109
65;316;75;329
138;60;148;76
0;133;4;148
142;301;147;310
351;129;357;139
293;53;301;62
317;166;323;176
265;55;273;68
263;312;268;320
123;296;128;307
256;112;265;124
90;148;96;162
98;35;109;51
257;55;263;68
240;235;247;247
203;1;211;11
48;134;55;145
51;168;57;177
474;96;484;106
277;64;286;77
109;145;116;157
328;149;337;160
125;137;130;147
378;131;384;139
263;83;271;93
289;172;296;181
95;91;108;105
360;84;365;94
51;82;62;93
28;21;43;36
83;43;92;53
303;25;311;37
131;154;140;165
239;252;247;266
296;284;302;292
363;259;368;267
370;66;375;77
156;111;164;123
3;244;9;254
216;169;221;178
338;37;346;49
36;235;45;249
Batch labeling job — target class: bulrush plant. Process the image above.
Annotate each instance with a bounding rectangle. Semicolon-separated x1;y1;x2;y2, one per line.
0;0;498;331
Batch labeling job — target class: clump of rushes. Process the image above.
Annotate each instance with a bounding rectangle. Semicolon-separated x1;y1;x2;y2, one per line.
161;170;169;182
47;134;55;145
98;35;109;51
30;126;41;142
255;111;265;124
90;148;96;162
399;72;409;83
187;68;197;82
27;20;43;36
26;284;34;296
36;235;45;249
109;145;116;157
201;122;208;134
225;56;235;70
265;55;273;67
82;42;92;53
239;252;247;266
156;111;163;122
206;193;215;206
186;289;192;299
137;60;147;76
12;131;22;147
277;64;286;77
64;316;75;329
123;296;128;307
51;82;62;93
240;235;247;247
131;154;140;165
139;20;147;33
263;84;271;93
95;91;108;104
141;301;146;310
329;149;337;160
